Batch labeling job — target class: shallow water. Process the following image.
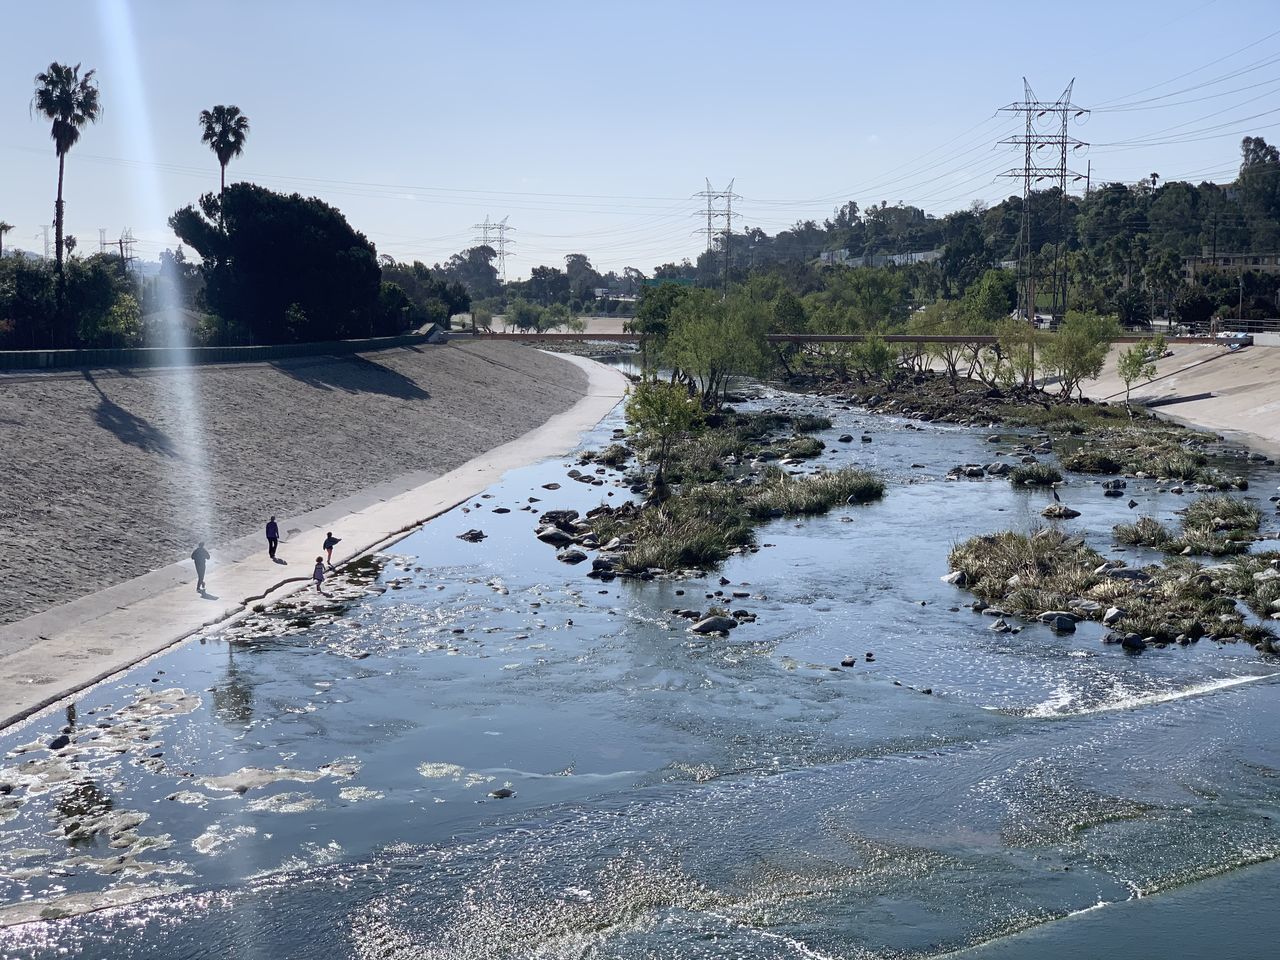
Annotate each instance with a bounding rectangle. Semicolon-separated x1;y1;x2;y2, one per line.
2;390;1279;958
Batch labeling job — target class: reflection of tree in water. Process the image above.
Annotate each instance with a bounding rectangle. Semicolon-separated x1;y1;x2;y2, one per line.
55;779;113;847
212;646;255;728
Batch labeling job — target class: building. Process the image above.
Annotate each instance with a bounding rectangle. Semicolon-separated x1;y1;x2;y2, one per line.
818;248;943;268
1182;252;1280;282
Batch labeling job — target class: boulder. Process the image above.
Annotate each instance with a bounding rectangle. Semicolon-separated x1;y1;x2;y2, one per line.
1103;606;1125;626
457;529;487;543
536;526;574;547
557;548;588;564
1121;634;1146;651
941;570;969;587
1038;611;1081;623
990;618;1011;633
1041;503;1081;519
838;434;854;443
690;615;738;634
1049;616;1077;633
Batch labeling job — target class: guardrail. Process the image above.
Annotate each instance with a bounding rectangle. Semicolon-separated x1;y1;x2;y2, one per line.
0;326;441;372
472;331;1224;346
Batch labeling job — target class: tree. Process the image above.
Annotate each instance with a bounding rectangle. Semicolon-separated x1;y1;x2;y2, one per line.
1040;310;1120;400
198;105;251;203
1116;334;1165;411
170;183;381;343
664;290;770;405
1171;284;1215;331
627;283;690;375
0;221;11;258
505;296;544;332
435;246;500;299
624;381;702;486
32;62;101;273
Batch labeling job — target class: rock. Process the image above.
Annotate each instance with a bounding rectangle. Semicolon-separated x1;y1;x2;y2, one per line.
838;434;854;443
1128;499;1138;508
941;570;968;587
1068;600;1103;614
1038;611;1081;623
1253;568;1280;583
1103;606;1125;626
860;435;873;443
1121;634;1146;651
691;615;738;634
591;557;615;573
1021;455;1039;464
557;549;588;564
986;435;1002;443
1102;479;1127;491
1041;503;1081;519
536;526;574;547
456;529;487;543
491;507;511;514
48;734;71;751
539;509;580;528
840;656;856;667
986;462;1011;476
965;466;986;479
489;787;515;799
865;652;875;662
990;618;1011;633
1049;616;1077;633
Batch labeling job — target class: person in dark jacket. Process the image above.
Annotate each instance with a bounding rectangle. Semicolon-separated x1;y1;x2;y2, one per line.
323;531;341;567
266;516;280;559
191;542;210;593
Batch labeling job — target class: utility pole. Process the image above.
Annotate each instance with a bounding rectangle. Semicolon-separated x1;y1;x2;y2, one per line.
471;215;515;281
692;179;740;293
999;79;1090;324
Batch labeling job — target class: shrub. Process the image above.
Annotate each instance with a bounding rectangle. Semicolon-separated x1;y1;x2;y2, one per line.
791;414;833;433
1009;464;1063;486
784;436;825;459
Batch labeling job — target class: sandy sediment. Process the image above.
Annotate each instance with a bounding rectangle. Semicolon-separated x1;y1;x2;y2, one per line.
0;341;587;625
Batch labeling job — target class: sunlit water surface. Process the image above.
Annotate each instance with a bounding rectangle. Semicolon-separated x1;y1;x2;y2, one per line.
2;387;1279;959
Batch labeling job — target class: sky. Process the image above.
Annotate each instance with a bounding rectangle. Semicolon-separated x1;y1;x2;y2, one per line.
2;0;1278;277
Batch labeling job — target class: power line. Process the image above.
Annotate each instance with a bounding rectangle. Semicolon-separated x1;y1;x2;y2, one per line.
692;178;739;292
472;215;515;280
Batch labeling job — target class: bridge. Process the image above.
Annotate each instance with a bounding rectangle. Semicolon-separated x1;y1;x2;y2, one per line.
467;331;1222;346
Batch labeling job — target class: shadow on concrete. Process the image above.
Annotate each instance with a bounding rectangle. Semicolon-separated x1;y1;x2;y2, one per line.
82;372;179;457
270;354;430;400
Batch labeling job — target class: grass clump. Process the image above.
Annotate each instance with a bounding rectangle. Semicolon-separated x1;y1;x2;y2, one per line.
1009;463;1063;487
791;414;833;433
591;467;884;574
784;435;826;459
948;528;1274;644
747;467;883;518
1113;516;1173;549
1112;495;1260;557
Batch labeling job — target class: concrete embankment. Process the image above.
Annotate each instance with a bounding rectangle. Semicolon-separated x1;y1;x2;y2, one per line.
0;341;601;626
1083;343;1280;456
0;344;628;728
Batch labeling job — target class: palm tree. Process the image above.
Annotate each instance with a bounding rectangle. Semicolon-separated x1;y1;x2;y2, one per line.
198;105;250;203
32;62;101;274
0;221;12;258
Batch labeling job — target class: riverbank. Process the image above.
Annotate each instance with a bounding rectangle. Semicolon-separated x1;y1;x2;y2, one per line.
1082;342;1280;457
0;341;589;626
0;348;627;729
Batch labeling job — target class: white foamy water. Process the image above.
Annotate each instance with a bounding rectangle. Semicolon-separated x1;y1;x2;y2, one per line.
1018;672;1276;719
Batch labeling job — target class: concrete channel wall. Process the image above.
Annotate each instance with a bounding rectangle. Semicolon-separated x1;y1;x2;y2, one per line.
0;326;442;372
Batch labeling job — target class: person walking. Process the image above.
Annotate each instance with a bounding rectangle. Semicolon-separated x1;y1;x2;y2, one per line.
322;531;341;567
266;516;280;559
191;542;210;594
312;556;326;592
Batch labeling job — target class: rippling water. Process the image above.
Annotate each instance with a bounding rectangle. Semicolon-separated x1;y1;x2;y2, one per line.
1;389;1278;958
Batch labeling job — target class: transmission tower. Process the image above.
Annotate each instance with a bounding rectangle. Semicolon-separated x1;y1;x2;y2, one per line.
35;226;50;260
99;228;108;255
692;178;740;292
117;228;137;272
999;79;1089;323
472;215;515;281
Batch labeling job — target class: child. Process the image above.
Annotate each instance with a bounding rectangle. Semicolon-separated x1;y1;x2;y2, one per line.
312;556;326;591
323;531;341;567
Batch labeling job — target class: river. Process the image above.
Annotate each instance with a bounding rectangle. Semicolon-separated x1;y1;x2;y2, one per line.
1;386;1278;958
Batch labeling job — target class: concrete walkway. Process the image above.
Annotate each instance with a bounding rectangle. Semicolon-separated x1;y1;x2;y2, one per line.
0;354;628;731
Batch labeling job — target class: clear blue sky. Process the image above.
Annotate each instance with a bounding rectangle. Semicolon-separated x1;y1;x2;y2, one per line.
3;0;1277;275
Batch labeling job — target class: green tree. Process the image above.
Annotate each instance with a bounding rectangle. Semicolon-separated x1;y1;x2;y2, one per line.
32;62;101;273
170;183;381;343
198;105;251;203
664;290;770;406
1040;310;1120;400
102;292;142;347
1171;284;1215;331
1116;334;1165;411
627;283;690;375
505;296;544;332
624;381;702;486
